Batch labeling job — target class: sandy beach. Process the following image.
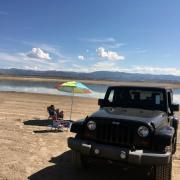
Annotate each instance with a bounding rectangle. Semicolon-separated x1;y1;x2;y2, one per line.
0;91;179;180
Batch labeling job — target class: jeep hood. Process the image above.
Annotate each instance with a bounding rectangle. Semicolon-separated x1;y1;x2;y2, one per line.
90;107;167;128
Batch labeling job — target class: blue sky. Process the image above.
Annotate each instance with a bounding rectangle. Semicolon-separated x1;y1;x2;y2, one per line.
0;0;180;75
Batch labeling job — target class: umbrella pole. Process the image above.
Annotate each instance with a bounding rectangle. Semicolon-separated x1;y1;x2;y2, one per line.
70;88;74;120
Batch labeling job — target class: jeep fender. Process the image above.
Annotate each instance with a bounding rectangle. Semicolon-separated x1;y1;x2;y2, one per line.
70;121;84;133
172;117;179;132
154;126;175;146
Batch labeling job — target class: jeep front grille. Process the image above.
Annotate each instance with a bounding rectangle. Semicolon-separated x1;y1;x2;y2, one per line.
96;121;134;146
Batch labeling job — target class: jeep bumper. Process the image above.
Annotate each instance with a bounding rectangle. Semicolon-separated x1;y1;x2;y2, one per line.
68;137;171;165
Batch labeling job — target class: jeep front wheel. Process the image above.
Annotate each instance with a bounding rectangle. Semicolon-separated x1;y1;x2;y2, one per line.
154;161;172;180
72;150;88;169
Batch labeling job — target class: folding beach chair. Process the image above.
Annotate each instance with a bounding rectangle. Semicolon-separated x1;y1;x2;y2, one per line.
51;119;64;131
47;105;71;131
50;119;72;131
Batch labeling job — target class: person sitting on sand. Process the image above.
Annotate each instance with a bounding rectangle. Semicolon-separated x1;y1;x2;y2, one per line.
47;105;64;120
55;108;64;119
47;105;55;115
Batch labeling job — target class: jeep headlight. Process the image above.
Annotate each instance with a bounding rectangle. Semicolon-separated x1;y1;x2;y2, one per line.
138;126;149;137
87;121;96;131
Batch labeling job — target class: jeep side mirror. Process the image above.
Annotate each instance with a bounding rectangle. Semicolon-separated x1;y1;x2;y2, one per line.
98;99;107;107
171;104;179;111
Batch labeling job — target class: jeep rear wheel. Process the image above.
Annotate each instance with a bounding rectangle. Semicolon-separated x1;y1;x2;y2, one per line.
72;150;88;169
154;161;172;180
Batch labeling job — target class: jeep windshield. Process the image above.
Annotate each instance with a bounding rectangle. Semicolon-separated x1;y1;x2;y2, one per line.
105;87;167;111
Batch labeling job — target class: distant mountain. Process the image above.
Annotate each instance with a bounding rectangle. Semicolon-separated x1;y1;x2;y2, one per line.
0;68;180;83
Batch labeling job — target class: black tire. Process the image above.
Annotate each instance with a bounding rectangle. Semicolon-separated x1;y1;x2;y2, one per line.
154;161;172;180
72;150;88;169
72;134;88;169
172;134;177;154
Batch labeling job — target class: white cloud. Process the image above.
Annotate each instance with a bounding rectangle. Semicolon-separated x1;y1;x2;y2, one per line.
32;43;61;56
37;44;57;54
97;47;125;61
64;63;180;76
78;55;84;60
4;40;61;57
69;61;123;72
0;52;54;70
27;48;51;60
128;66;180;75
1;50;180;76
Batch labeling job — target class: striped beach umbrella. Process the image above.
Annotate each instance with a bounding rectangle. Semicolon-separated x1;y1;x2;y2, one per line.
55;81;92;120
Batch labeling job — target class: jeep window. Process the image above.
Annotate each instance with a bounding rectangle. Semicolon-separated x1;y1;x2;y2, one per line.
167;91;173;114
167;91;173;105
108;89;114;102
106;87;166;111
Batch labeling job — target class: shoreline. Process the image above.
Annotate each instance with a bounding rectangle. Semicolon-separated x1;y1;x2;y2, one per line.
0;90;98;100
1;75;180;88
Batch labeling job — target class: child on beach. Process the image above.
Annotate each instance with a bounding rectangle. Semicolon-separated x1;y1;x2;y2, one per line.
47;105;64;120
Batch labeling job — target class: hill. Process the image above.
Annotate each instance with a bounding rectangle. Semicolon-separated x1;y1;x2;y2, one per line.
0;68;179;83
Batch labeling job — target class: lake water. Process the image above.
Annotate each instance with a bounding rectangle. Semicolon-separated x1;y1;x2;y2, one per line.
0;79;107;99
0;79;180;104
